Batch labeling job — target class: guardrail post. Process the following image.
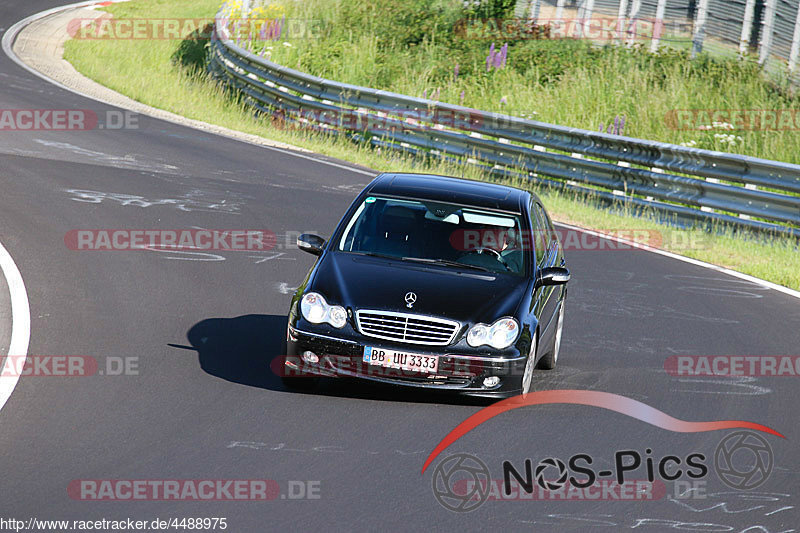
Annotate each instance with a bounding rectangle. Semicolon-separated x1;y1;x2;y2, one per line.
555;0;566;21
574;0;584;38
789;3;800;73
739;0;757;56
691;0;710;58
528;0;542;24
617;0;629;43
580;0;596;39
626;0;642;47
758;0;778;66
650;0;668;53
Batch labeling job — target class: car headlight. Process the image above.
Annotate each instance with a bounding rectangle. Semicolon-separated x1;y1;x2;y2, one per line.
300;292;347;328
467;318;519;349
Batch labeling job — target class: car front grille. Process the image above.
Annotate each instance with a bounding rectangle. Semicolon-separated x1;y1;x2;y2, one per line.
355;310;460;346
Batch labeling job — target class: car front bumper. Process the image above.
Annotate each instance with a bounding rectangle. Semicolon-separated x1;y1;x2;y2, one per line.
283;324;527;397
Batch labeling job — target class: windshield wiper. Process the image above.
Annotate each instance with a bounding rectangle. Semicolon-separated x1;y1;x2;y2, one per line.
400;257;492;272
350;251;402;260
350;252;492;273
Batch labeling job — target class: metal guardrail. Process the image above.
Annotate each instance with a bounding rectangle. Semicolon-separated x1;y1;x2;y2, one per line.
208;11;800;238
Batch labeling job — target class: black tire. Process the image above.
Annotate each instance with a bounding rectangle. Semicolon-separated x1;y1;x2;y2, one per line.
537;300;565;370
520;333;538;395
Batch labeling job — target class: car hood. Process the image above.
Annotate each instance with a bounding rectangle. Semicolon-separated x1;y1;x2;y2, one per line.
309;252;529;323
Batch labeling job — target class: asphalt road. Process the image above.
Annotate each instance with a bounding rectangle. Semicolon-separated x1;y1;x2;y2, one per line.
1;1;799;531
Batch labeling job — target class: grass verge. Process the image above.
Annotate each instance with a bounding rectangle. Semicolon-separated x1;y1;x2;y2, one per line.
233;0;800;164
63;0;799;290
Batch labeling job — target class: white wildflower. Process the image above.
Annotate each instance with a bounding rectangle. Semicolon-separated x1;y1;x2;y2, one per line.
714;133;739;145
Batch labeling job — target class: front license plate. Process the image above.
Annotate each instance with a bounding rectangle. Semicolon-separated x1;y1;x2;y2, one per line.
363;346;439;373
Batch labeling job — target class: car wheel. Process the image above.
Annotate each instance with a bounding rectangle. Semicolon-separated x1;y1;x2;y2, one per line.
537;300;565;370
521;333;538;395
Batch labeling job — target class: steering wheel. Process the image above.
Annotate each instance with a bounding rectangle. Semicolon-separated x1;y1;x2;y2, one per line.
466;247;512;272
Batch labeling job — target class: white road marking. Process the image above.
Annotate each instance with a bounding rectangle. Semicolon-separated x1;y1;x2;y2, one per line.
34;139;180;174
4;0;797;302
0;240;31;412
277;282;299;294
555;222;800;301
2;1;376;178
1;0;106;94
249;253;295;263
142;246;225;262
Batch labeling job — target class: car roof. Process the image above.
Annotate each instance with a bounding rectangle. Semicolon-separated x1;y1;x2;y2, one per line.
366;173;532;213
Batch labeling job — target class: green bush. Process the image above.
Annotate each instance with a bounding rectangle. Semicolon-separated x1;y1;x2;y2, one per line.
245;0;799;164
462;0;518;19
337;0;463;47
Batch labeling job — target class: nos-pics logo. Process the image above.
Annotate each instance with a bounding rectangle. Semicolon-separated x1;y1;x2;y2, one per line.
431;431;774;512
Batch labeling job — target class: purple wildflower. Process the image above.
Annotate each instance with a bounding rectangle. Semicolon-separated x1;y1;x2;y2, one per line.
273;16;285;41
613;115;620;135
454;63;459;81
486;43;509;72
619;115;626;135
259;16;284;41
500;96;507;105
460;90;465;103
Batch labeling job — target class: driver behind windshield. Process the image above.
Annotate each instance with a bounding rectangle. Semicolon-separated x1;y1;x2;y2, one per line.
339;196;526;275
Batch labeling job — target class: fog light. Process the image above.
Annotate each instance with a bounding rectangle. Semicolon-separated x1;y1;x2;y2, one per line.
482;376;501;388
302;351;319;364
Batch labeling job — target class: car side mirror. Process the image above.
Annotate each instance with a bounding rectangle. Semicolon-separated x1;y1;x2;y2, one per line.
297;233;326;256
537;266;570;287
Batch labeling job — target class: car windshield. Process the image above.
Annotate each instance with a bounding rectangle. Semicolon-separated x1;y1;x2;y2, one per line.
337;196;527;275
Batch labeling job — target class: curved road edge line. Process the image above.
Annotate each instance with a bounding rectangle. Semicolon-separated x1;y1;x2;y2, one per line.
554;221;800;301
2;0;98;91
1;0;375;177
4;2;798;301
0;239;31;413
1;0;104;93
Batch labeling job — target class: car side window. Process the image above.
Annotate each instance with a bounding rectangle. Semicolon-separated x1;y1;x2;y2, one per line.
533;203;554;266
530;201;547;266
538;203;558;255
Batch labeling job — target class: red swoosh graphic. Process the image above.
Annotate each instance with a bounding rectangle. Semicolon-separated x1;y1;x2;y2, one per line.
421;390;784;474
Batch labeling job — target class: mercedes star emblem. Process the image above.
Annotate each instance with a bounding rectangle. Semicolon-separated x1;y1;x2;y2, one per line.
404;292;417;308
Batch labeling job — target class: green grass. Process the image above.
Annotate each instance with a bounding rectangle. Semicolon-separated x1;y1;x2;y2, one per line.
235;0;800;163
63;0;799;290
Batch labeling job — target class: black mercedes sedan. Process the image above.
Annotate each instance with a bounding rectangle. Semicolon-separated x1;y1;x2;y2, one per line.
281;173;569;398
